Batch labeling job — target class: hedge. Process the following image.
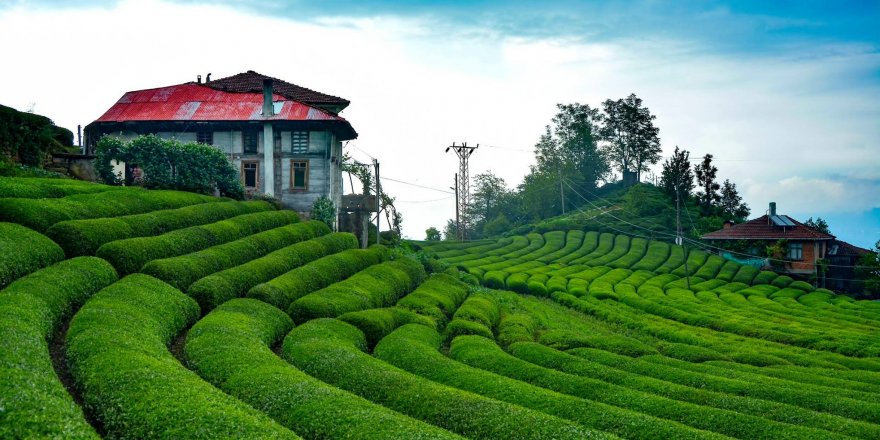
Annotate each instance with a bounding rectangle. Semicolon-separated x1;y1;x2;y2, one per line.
377;324;719;440
482;270;508;289
142;220;329;291
557;231;599;264
282;318;597;439
395;273;470;324
185;299;459;440
731;265;760;284
654;245;685;273
46;200;273;256
0;176;121;198
630;240;671;271
1;222;65;289
288;258;426;322
248;246;388;309
537;329;657;356
0;257;117;439
752;270;780;285
450;333;843;440
66;274;297;439
188;232;358;311
0;188;219;232
97;210;299;275
608;237;649;269
513;343;879;439
339;307;437;347
537;230;585;263
570;232;614;264
584;234;631;267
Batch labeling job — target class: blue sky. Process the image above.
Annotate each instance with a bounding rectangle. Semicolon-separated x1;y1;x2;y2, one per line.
1;0;878;246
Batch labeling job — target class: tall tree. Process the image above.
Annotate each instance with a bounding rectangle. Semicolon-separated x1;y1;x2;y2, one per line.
804;217;831;235
719;179;750;221
468;171;510;230
600;93;662;184
660;146;694;199
694;154;720;213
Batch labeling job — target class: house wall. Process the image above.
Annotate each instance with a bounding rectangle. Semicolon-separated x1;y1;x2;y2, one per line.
104;127;341;221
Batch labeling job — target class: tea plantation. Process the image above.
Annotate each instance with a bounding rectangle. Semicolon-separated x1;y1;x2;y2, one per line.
2;176;879;439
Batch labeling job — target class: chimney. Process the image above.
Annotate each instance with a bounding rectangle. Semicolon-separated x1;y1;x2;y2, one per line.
723;220;734;229
262;78;274;117
769;202;777;217
197;74;202;84
206;73;211;82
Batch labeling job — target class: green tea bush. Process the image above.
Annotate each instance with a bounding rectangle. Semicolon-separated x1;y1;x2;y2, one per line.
47;200;272;256
693;255;726;279
586;234;631;266
789;280;815;292
450;334;837;440
731;265;760;284
0;257;117;439
0;222;65;288
631;240;671;271
609;237;648;269
0;188;219;232
557;231;599;264
505;272;531;293
497;313;539;347
537;230;585;263
545;276;569;294
378;325;717;440
538;330;657;356
340;307;437;347
288;258;426;322
396;273;470;323
97;210;299;274
658;343;728;362
526;273;549;297
714;260;741;282
752;270;779;285
283;319;594;439
771;275;794;288
188;232;357;311
567;278;589;296
185;299;458;440
0;176;120;198
654;245;685;273
671;250;709;277
482;270;508;289
248;246;389;309
142;221;328;291
66;274;296;439
571;232;614;264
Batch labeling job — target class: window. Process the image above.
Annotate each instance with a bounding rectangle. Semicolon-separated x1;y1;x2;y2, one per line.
292;131;309;154
243;131;259;154
273;130;282;153
291;160;308;190
196;131;213;145
787;242;803;260
242;161;258;188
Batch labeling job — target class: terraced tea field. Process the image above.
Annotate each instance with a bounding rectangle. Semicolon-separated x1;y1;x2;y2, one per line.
2;176;879;439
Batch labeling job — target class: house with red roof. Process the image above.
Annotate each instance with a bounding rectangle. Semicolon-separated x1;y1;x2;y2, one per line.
702;202;834;276
85;70;357;216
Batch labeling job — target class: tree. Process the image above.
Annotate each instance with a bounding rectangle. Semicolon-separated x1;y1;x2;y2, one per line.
804;217;831;235
855;240;880;298
468;171;510;229
483;213;512;237
600;93;662;184
719;179;750;221
660;146;694;199
694;154;720;213
425;227;441;241
442;219;459;241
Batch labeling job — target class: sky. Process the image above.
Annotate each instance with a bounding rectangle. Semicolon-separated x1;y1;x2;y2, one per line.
1;0;878;247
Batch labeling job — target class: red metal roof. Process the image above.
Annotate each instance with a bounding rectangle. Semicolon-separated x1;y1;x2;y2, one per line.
205;70;349;110
702;215;834;241
94;83;346;123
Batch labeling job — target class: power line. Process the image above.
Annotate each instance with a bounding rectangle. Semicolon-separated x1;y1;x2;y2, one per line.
395;196;455;204
381;177;455;195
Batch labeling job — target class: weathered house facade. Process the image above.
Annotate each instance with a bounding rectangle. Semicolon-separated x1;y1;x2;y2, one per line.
85;71;357;216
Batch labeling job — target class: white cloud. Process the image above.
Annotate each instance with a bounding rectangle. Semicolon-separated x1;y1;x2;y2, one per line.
1;0;877;240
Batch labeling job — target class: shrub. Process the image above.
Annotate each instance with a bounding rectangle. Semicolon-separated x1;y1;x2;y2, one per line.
731;265;760;284
185;299;457;439
658;343;728;362
0;222;65;289
0;176;120;198
482;270;508;289
752;270;779;285
497;313;538;347
631;240;671;271
46;200;273;256
339;307;437;347
378;325;717;440
66;274;295;439
771;275;794;288
97;210;299;275
396;273;470;323
142;220;329;291
0;187;219;232
283;319;596;440
288;258;426;322
586;234;631;267
248;246;389;310
188;232;358;311
538;330;657;356
0;257;117;440
789;280;815;292
505;272;530;293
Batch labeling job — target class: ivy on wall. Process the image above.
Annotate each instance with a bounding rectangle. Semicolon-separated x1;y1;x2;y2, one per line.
95;134;244;199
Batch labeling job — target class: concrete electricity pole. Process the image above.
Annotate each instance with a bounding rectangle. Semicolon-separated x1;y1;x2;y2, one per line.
446;142;478;240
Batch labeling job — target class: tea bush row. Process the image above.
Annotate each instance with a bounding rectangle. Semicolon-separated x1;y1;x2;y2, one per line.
0;222;65;289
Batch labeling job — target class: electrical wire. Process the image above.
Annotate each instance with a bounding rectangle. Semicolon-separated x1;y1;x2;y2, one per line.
381;177;455;195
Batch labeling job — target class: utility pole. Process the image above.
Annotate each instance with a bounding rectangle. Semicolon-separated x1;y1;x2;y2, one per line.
675;185;691;290
452;173;460;240
446;142;478;240
373;159;380;245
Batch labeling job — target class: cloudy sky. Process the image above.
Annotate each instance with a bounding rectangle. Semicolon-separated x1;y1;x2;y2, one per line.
1;0;878;247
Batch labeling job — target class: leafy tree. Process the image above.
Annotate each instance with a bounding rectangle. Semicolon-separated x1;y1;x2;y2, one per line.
660;146;694;199
442;219;459;241
311;196;336;229
600;93;661;184
468;171;511;228
425;227;441;241
483;213;512;237
719;179;750;221
804;217;831;235
855;241;880;298
694;154;720;213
